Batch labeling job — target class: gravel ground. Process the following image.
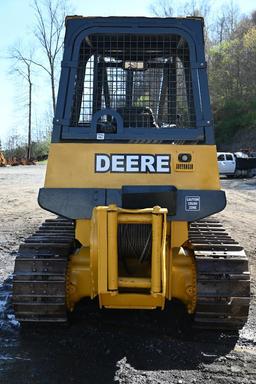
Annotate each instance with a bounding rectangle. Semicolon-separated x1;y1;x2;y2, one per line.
0;165;255;384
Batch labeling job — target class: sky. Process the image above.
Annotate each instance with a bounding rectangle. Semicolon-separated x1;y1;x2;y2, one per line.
0;0;255;146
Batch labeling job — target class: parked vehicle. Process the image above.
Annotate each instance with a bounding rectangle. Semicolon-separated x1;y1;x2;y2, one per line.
217;152;256;178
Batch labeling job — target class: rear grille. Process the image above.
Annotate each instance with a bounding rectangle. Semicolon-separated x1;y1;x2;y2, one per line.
176;163;194;171
71;33;196;129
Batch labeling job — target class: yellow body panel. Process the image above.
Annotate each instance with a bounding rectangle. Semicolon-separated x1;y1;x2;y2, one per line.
66;247;91;311
66;206;196;312
101;293;164;309
170;247;196;313
171;222;188;248
45;143;220;190
76;220;91;246
48;142;217;313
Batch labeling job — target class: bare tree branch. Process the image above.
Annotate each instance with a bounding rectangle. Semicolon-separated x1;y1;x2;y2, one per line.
150;0;173;17
32;0;71;113
9;46;34;160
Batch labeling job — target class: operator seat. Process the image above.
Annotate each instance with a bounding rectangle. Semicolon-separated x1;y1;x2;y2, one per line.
117;107;158;128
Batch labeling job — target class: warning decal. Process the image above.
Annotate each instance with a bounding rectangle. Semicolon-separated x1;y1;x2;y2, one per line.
185;196;200;212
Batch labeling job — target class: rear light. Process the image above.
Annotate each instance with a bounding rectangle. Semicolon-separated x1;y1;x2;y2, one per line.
178;153;192;163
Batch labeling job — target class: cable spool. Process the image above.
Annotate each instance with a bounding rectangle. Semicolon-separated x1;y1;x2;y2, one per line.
118;224;152;272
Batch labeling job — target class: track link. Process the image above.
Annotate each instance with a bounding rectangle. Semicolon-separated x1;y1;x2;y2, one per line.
13;218;75;323
189;220;250;330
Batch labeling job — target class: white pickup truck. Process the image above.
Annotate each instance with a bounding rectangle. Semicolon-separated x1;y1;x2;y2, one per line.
217;152;256;178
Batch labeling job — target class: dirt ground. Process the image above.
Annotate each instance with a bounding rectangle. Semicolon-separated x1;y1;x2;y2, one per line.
0;165;255;384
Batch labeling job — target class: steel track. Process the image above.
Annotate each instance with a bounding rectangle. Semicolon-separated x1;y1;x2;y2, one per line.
13;218;250;330
189;220;250;330
13;218;75;322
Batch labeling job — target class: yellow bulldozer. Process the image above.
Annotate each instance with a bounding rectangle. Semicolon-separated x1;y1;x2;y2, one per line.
13;16;250;329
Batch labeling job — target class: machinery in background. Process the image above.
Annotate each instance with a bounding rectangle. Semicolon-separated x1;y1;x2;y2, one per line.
0;152;7;167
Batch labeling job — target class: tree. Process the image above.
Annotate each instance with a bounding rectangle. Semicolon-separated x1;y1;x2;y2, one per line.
150;0;212;48
182;0;211;19
32;0;70;113
9;47;34;160
150;0;173;17
252;10;256;25
243;26;256;98
209;14;256;105
212;1;241;43
150;0;211;19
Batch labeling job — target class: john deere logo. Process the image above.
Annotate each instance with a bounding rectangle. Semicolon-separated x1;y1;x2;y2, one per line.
95;154;171;173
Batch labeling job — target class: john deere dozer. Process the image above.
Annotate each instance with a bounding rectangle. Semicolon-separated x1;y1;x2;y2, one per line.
13;16;250;329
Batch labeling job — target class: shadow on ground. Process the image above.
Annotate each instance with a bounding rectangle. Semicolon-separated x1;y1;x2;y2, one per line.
0;276;238;384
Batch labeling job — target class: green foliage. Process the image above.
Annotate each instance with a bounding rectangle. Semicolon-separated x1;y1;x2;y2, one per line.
214;99;256;145
4;144;26;160
244;26;256;49
31;139;50;160
3;138;50;161
208;14;256;147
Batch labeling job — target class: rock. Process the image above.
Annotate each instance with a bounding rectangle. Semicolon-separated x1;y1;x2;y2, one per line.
231;365;241;373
